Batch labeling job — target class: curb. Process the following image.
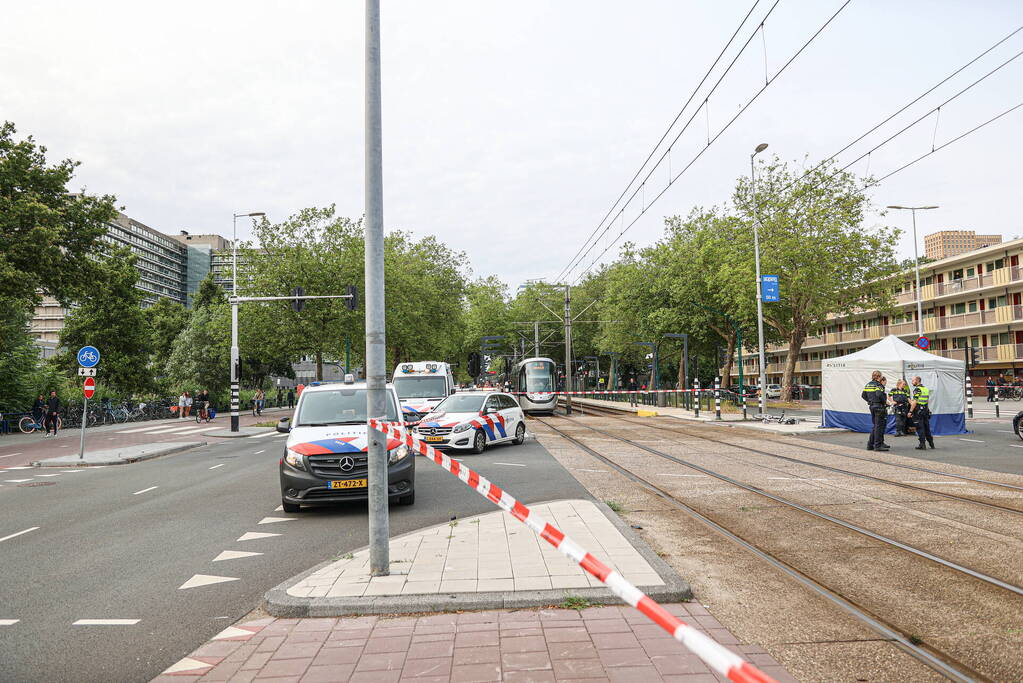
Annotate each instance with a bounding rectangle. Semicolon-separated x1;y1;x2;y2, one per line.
205;428;275;439
264;498;692;618
32;442;207;467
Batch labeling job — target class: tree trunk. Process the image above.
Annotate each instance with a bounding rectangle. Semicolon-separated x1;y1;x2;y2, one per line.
781;330;805;402
721;332;736;389
315;350;323;381
676;346;686;391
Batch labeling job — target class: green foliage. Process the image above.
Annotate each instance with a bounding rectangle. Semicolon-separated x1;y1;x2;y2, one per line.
165;304;231;397
192;272;224;311
0;121;116;307
55;247;152;397
146;298;190;366
0;302;55;411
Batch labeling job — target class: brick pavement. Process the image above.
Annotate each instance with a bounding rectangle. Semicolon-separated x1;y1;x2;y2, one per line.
153;605;795;683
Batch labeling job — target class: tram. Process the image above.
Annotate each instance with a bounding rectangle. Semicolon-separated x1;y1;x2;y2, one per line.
513;357;558;414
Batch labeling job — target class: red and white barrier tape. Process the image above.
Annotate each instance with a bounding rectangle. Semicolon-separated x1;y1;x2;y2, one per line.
369;418;775;683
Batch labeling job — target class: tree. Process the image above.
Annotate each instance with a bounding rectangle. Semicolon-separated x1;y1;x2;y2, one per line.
165;304;231;398
0;121;116;308
727;157;901;399
145;298;190;393
0;303;53;411
192;272;224;310
56;247;152;397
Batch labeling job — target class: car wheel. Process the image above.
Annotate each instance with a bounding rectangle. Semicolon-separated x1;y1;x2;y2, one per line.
397;490;415;506
471;429;487;454
281;500;301;513
513;422;526;445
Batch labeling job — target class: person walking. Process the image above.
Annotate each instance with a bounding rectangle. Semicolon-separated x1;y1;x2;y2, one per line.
276;387;283;408
178;391;187;419
287;388;295;409
44;390;61;437
889;379;911;436
986;376;996;402
32;394;45;431
254;388;265;416
861;370;889;451
909;375;935;450
628;375;638;407
184;391;193;418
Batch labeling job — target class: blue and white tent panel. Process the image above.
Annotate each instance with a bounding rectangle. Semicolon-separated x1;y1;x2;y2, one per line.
821;335;966;435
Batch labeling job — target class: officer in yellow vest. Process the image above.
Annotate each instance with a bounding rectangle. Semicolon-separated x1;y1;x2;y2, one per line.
909;375;934;450
861;370;889;451
888;379;911;436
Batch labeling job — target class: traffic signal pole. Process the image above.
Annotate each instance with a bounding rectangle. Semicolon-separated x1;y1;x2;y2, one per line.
564;285;573;415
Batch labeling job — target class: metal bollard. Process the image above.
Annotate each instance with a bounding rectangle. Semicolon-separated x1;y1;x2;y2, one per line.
966;377;973;419
693;378;700;418
715;376;722;421
995;382;1000;418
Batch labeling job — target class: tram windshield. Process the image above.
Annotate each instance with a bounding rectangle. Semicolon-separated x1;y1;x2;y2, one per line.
521;361;555;392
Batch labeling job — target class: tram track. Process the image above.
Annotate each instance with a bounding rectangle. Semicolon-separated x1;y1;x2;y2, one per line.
532;410;1023;681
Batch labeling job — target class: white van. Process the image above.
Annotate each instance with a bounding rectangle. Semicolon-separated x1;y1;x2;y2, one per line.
391;361;456;422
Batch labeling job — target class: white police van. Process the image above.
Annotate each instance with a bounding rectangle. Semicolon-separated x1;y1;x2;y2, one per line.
391;361;456;423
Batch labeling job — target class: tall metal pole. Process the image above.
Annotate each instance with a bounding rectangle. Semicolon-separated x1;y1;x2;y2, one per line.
365;0;389;576
911;209;924;337
751;151;768;416
78;395;87;459
564;285;573;415
230;214;240;432
534;321;540;357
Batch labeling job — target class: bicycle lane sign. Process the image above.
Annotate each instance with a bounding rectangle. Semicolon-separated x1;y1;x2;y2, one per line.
77;346;100;368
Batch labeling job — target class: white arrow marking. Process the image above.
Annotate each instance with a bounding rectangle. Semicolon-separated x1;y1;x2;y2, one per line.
257;516;295;525
212;550;263;562
0;619;19;626
237;531;280;542
132;486;158;495
179;574;239;590
72;619;140;625
274;505;284;511
162;657;213;674
209;464;224;470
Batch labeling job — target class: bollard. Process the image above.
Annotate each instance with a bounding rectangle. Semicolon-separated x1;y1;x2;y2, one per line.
714;376;722;421
995;382;1000;418
966;377;973;419
693;378;700;418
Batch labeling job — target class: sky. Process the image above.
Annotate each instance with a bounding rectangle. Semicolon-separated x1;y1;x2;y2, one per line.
4;1;1022;290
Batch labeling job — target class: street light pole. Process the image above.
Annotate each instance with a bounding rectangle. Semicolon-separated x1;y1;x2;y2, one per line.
751;143;769;416
231;211;265;433
887;205;938;338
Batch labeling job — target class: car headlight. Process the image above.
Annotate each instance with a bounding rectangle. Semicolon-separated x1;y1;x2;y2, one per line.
452;423;471;433
388;444;410;464
284;448;306;471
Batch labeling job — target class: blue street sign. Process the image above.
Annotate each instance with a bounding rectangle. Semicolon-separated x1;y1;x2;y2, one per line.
761;275;780;302
77;346;101;368
916;335;930;350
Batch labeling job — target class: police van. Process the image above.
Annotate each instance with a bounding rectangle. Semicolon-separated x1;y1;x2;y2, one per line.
391;361;456;422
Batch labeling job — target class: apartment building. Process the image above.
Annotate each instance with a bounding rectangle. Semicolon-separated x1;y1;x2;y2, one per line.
727;235;1021;387
170;232;230;307
924;230;1002;260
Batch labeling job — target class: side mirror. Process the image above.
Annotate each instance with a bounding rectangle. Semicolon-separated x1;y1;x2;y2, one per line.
485;406;498;415
450;388;456;395
277;417;291;433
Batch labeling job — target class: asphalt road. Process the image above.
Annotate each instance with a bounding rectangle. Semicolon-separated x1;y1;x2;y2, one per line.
0;428;589;683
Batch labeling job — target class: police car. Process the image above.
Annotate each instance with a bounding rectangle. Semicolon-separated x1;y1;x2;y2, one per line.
392;361;456;423
276;375;415;512
414;391;526;453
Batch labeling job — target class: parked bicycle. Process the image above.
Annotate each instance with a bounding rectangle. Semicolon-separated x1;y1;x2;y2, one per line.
759;410;800;425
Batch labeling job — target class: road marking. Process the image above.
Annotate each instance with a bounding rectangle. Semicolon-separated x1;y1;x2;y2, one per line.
258;516;295;525
61;470;85;473
142;426;196;434
0;528;38;544
4;479;34;483
179;574;239;590
272;433;288;438
997;430;1015;433
251;431;280;438
657;473;706;477
73;619;140;626
132;486;158;495
209;464;225;470
0;620;19;626
274;505;284;511
211;625;257;640
254;450;265;454
5;466;33;470
212;550;263;562
493;462;525;467
35;474;61;478
0;453;22;459
237;531;281;541
1011;445;1023;449
959;438;985;443
159;426;213;434
572;468;606;473
117;425;175;433
904;481;967;485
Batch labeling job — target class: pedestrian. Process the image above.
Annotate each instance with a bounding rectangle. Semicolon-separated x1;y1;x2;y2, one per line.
276;387;283;408
861;370;889;451
184;391;193;417
287;387;295;409
986;376;996;402
32;394;45;431
44;390;61;437
254;388;265;416
889;379;911;436
909;375;935;450
628;375;638;407
178;390;187;419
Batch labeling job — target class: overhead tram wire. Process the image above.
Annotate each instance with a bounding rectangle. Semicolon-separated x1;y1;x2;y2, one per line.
554;0;767;284
569;0;854;284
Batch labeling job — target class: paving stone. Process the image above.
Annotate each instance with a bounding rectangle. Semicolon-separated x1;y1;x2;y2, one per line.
400;656;452;678
501;651;553;672
449;662;502;683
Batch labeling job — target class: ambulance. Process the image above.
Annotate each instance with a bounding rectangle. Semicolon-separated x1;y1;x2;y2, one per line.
391;361;456;422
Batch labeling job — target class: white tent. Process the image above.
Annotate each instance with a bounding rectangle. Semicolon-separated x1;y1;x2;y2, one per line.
821;335;966;435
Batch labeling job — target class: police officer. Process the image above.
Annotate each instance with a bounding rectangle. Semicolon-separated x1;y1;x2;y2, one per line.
889;379;911;436
861;370;890;451
909;375;935;450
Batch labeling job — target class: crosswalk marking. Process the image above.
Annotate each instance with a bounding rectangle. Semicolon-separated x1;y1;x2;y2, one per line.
0;453;22;459
251;431;280;438
212;550;263;562
0;619;19;626
132;486;158;495
117;425;175;434
73;619;140;625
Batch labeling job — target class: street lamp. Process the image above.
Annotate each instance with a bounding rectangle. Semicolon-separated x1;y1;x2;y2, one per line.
230;211;266;432
886;205;938;338
751;143;769;415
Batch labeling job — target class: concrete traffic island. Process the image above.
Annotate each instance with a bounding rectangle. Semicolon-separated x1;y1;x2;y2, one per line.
204;426;275;438
31;441;206;467
265;498;691;618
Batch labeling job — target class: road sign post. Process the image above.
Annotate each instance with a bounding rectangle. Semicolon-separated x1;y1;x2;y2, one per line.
80;377;96;460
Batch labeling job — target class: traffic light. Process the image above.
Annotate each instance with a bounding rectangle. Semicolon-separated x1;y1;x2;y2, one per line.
345;285;358;311
968;346;979;368
290;286;305;313
468;352;481;377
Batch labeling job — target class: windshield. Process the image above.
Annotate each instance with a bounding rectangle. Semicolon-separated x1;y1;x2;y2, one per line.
393;376;448;399
295;389;399;426
523;361;555;392
432;394;485;414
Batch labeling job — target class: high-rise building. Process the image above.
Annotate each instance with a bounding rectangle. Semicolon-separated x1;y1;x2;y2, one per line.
924;230;1002;260
170;232;230;307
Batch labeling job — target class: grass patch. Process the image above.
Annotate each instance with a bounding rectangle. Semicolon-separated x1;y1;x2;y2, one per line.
604;500;624;513
908;635;923;645
559;596;593;611
252;421;277;428
336;552;355;560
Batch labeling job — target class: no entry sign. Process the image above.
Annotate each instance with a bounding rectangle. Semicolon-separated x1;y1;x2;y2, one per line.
83;377;96;399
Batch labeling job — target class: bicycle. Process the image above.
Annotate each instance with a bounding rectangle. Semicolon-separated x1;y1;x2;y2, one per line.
195;402;213;423
759;410;800;425
18;413;46;434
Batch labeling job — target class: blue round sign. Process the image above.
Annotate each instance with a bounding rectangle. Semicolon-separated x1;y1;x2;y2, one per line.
916;335;930;350
77;346;101;367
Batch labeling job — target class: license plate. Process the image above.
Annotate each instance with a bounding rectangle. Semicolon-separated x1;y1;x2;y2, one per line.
328;479;367;490
423;436;445;442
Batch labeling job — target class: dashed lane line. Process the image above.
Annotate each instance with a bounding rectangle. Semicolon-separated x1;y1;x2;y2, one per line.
254;450;266;455
959;438;985;443
0;527;39;544
492;462;525;467
0;620;19;626
4;479;34;484
4;466;33;470
132;486;158;495
35;474;61;478
72;619;140;626
209;464;225;470
0;453;22;459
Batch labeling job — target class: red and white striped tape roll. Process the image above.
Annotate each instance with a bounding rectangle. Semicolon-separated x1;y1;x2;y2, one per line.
369;419;776;683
